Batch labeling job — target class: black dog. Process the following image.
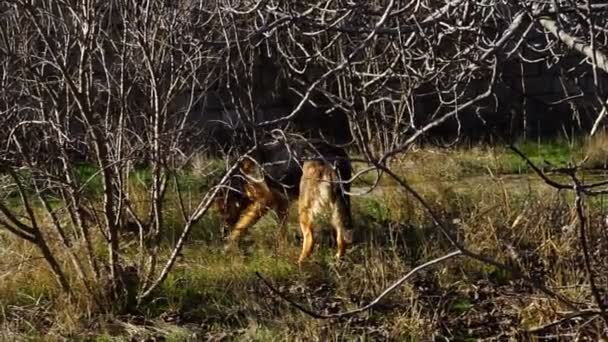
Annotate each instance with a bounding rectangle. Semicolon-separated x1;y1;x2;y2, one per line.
216;139;352;262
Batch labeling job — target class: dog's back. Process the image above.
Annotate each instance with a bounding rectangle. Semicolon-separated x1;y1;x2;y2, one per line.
254;140;351;199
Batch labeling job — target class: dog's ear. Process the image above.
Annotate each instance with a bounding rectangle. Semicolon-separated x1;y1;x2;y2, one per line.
240;158;255;174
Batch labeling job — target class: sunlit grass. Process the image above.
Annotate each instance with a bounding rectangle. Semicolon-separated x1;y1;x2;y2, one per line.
0;144;607;339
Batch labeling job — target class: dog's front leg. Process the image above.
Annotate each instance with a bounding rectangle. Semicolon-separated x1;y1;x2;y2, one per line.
225;201;268;246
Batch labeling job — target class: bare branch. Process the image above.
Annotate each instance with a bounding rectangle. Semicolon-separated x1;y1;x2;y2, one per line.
537;17;608;73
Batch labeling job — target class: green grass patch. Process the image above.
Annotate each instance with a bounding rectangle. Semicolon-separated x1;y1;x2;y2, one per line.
450;297;474;314
387;139;586;185
142;246;296;325
76;163;103;194
500;139;583;173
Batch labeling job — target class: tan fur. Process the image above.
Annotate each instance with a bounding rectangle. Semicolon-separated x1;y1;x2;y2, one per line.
298;161;349;263
227;177;286;242
225;160;350;263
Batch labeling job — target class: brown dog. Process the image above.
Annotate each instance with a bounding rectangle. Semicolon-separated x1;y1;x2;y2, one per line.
216;140;352;263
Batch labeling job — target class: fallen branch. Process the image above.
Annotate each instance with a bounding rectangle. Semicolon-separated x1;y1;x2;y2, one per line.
526;309;602;334
256;250;462;319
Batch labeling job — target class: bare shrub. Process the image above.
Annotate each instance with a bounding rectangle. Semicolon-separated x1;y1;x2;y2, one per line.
0;0;607;337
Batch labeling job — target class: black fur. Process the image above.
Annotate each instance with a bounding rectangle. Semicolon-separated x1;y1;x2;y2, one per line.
218;139;352;228
253;139;351;198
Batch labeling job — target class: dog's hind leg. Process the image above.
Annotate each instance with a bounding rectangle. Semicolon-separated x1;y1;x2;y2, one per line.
298;162;322;263
298;202;315;263
331;197;350;259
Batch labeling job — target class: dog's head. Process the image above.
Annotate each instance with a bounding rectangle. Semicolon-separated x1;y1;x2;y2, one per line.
214;159;256;229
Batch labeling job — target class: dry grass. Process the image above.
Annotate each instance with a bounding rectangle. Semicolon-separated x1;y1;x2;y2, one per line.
0;145;607;340
584;131;608;168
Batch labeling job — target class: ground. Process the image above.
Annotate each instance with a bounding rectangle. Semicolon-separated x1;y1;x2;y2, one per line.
1;139;607;340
